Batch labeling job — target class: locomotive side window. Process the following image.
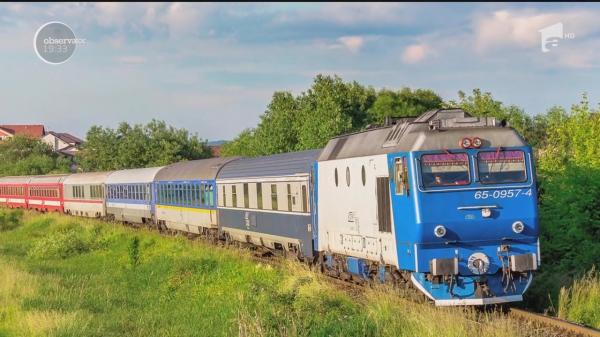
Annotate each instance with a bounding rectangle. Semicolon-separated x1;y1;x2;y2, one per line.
361;165;366;186
421;153;470;188
394;158;406;195
477;150;527;184
345;167;350;187
334;168;339;187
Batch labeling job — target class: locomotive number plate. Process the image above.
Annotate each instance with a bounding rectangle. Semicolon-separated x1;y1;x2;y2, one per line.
474;189;532;200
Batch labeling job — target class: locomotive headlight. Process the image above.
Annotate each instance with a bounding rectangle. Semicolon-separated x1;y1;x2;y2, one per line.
434;225;447;238
481;208;492;218
460;137;472;149
512;221;525;234
472;137;482;148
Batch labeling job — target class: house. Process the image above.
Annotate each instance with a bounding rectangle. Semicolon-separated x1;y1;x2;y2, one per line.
42;131;83;156
207;140;227;157
0;124;46;140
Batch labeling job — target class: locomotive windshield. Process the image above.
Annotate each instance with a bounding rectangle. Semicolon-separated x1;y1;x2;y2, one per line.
477;150;527;184
421;153;470;188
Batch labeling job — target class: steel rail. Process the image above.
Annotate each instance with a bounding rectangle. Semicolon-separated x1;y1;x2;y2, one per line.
510;308;600;337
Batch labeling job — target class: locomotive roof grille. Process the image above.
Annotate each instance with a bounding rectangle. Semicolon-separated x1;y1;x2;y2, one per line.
318;109;526;161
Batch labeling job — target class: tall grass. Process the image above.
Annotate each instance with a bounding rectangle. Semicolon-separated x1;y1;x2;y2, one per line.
0;210;555;336
558;268;600;329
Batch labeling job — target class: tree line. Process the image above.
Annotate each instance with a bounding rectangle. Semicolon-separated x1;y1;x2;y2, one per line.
221;75;548;156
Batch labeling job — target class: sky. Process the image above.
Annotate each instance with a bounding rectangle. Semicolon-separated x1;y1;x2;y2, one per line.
1;3;600;141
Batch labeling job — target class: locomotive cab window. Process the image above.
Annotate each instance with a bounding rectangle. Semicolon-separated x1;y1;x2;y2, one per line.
477;150;527;184
421;153;470;188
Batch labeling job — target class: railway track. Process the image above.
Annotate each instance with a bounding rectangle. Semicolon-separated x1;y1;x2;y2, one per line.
509;308;600;337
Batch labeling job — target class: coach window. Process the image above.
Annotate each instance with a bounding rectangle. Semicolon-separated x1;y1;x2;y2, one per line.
199;184;205;207
191;184;197;206
286;184;292;211
243;183;249;209
301;185;308;213
180;184;185;205
205;184;211;207
271;184;278;210
208;185;214;207
256;183;263;209
198;184;204;206
232;185;237;208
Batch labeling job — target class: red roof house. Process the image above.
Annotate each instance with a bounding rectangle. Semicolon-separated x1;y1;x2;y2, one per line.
0;125;46;139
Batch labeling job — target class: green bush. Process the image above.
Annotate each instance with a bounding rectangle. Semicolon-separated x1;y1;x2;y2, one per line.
558;268;600;329
0;209;23;231
28;223;106;259
128;236;140;267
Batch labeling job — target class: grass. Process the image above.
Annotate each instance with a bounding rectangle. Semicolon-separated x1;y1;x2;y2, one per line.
0;209;552;337
558;268;600;329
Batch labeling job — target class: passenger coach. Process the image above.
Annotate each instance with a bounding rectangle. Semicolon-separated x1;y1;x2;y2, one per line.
27;175;68;212
154;157;238;237
63;171;112;218
0;176;30;209
216;150;320;259
105;167;163;224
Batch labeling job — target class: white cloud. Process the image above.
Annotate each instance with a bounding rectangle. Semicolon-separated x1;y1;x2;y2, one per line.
337;36;365;53
402;43;428;64
161;3;212;37
473;9;599;53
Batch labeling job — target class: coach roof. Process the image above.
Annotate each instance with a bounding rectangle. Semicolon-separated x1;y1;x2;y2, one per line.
105;167;164;184
29;174;70;184
63;171;113;185
155;157;240;181
217;150;321;180
0;176;31;184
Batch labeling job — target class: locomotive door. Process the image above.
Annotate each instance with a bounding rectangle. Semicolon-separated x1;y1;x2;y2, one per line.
390;154;415;270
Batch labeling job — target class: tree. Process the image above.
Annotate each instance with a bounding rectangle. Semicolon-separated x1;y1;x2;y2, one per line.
446;89;547;147
78;120;211;171
0;136;70;176
366;87;443;124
